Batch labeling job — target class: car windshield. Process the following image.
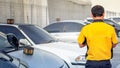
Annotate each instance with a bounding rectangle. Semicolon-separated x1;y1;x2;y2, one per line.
113;18;120;23
19;25;55;44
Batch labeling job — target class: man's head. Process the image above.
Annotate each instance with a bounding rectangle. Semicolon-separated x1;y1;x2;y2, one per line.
91;5;105;19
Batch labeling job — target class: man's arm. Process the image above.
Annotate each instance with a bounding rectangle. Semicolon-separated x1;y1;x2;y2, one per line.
112;28;118;48
77;26;87;48
78;38;87;48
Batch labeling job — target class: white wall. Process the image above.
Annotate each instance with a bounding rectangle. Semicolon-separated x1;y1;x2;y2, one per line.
48;0;92;23
23;0;48;27
91;0;120;17
0;0;24;23
0;0;48;27
0;0;91;27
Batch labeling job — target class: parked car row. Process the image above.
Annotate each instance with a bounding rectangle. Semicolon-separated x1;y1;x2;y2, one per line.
0;24;87;68
43;17;120;68
0;17;120;68
44;18;120;43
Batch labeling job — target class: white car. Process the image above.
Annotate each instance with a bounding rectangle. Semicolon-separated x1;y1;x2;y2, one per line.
0;32;70;68
0;24;87;68
44;20;86;43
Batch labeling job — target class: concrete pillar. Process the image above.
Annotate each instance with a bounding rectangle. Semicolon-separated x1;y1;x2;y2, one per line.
23;0;48;27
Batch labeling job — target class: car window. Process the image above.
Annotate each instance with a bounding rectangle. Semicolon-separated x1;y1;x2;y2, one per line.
44;23;65;33
44;22;84;32
0;35;11;49
63;22;84;32
0;26;26;40
19;25;55;44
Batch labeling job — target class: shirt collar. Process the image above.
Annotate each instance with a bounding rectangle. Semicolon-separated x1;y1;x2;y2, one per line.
93;19;104;22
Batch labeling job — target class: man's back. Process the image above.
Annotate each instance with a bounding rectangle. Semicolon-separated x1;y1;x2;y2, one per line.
78;5;118;68
79;21;118;60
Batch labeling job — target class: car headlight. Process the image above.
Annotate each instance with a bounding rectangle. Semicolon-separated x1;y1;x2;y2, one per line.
71;55;86;65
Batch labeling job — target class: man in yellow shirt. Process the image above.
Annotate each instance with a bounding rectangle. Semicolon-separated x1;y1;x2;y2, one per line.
77;5;118;68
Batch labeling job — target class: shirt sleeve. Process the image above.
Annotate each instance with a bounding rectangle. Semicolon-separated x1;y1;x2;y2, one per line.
77;28;86;44
111;28;118;44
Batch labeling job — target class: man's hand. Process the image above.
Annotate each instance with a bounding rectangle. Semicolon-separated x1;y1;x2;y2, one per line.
113;42;119;48
78;43;86;48
113;44;117;48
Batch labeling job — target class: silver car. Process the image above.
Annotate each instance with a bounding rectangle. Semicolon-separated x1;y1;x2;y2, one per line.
0;32;69;68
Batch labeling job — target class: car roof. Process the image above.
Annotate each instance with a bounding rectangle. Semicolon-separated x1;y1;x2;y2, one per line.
0;23;33;26
49;20;86;26
59;20;86;25
0;23;35;28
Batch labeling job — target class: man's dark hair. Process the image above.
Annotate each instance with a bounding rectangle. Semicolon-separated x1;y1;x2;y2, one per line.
91;5;104;17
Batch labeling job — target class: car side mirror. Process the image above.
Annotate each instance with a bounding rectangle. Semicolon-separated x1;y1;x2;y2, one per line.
19;39;30;46
6;33;19;50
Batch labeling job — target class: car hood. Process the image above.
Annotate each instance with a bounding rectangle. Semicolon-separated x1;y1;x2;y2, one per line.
50;32;80;43
8;48;67;68
34;42;87;63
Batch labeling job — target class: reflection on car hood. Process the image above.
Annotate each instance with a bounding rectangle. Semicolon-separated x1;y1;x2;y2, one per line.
8;48;66;68
34;42;87;62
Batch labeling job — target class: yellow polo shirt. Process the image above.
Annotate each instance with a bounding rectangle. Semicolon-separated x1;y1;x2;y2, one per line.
77;21;118;61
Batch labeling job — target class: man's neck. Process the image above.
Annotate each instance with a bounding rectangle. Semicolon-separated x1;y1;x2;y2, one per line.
93;16;104;20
